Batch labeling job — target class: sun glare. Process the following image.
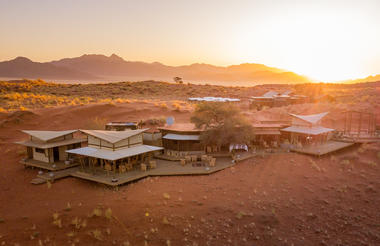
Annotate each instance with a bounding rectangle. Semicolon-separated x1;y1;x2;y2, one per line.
233;3;379;82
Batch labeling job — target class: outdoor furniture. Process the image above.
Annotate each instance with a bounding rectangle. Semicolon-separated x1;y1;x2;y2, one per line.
191;155;198;162
149;160;156;169
126;163;133;171
209;158;216;167
185;155;191;163
141;163;147;171
201;155;208;162
180;159;186;166
119;165;126;173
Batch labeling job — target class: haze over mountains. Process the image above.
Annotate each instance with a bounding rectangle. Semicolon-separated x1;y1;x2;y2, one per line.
0;54;378;85
0;54;311;85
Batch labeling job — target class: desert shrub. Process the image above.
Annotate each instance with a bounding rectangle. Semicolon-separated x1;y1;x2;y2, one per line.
172;102;181;112
143;117;166;126
159;103;168;110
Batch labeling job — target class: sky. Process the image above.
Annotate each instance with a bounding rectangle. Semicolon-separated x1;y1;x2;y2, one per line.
0;0;379;82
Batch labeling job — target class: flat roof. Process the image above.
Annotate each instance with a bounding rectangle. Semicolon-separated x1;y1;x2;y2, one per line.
188;97;240;102
16;138;86;149
254;130;281;135
106;122;137;126
22;130;78;142
281;126;335;135
252;123;284;128
159;123;203;132
66;145;163;161
163;133;200;141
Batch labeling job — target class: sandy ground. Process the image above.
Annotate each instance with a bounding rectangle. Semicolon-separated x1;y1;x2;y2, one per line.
0;103;380;246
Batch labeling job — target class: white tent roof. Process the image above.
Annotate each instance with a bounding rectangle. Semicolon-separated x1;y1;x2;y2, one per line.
281;90;292;96
289;112;329;125
188;97;240;102
22;130;78;142
163;133;200;141
80;129;148;144
66;145;163;161
281;126;334;135
262;91;279;98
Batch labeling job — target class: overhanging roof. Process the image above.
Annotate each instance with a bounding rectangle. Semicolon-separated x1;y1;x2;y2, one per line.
66;145;163;161
16;138;86;149
80;129;148;144
163;133;200;141
22;130;78;142
281;126;334;135
289;112;329;125
253;130;281;135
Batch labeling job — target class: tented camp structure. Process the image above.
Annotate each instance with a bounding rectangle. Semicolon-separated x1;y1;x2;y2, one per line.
281;112;334;145
66;129;163;183
280;112;353;155
250;90;308;110
159;123;205;158
16;130;86;170
251;123;286;148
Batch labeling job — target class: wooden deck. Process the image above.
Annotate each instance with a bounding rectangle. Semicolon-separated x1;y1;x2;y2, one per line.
290;140;354;156
20;158;79;171
70;157;234;186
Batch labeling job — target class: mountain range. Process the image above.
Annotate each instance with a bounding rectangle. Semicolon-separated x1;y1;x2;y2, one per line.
0;54;378;85
0;54;311;84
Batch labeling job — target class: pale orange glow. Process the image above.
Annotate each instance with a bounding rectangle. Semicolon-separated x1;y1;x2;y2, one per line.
0;0;379;82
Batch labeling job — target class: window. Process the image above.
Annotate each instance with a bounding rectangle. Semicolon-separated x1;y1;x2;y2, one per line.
35;148;45;154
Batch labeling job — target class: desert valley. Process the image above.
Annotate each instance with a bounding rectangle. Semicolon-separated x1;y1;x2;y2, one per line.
0;79;379;245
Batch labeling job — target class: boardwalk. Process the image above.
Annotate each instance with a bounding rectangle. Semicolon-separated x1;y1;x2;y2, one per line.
30;157;235;186
290;140;354;156
21;158;79;171
71;157;234;186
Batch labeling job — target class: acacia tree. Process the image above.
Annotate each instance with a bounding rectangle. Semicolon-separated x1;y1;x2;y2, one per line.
190;102;253;147
173;76;183;84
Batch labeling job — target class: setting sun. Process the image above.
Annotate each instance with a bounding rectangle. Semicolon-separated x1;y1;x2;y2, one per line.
0;0;379;82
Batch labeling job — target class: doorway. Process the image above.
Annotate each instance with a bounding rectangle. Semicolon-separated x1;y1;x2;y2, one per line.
53;147;59;162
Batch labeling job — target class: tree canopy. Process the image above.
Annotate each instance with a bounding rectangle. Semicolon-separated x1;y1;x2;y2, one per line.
190;102;253;147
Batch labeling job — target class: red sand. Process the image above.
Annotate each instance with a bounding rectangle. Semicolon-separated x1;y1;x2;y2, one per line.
0;103;379;245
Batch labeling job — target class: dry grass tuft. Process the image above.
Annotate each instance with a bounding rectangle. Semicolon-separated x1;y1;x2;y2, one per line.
92;208;102;217
104;208;113;220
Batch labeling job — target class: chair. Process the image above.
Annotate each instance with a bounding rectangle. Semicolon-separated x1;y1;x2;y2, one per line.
185;155;191;163
212;146;218;152
206;146;212;153
180;159;186;166
191;155;198;162
119;165;126;173
201;155;208;162
149;160;156;169
209;158;216;167
141;163;147;171
126;163;133;171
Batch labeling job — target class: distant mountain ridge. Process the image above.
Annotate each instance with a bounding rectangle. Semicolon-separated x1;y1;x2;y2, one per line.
0;54;312;84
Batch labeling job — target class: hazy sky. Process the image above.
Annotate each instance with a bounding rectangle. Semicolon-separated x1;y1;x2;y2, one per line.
0;0;379;81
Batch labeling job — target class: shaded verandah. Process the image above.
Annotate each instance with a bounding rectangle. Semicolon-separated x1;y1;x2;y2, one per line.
67;145;163;177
